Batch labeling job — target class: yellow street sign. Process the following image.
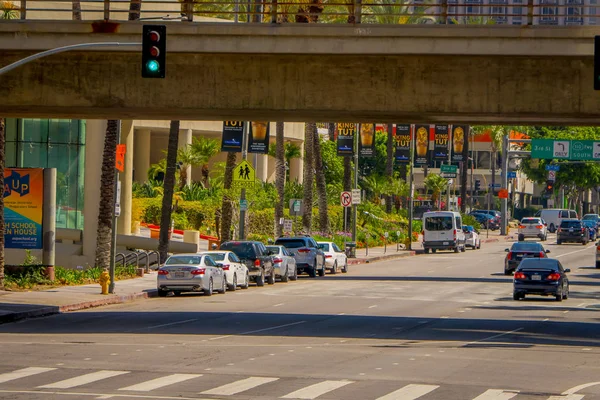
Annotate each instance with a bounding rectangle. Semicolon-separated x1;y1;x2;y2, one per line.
232;160;255;188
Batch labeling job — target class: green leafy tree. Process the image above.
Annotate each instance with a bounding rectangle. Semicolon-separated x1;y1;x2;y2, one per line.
190;136;220;187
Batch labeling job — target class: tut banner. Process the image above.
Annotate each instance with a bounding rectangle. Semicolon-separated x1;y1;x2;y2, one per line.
414;124;430;166
4;168;44;249
395;124;411;163
451;125;469;162
248;121;270;154
337;123;356;157
358;123;376;158
221;121;244;152
433;125;449;160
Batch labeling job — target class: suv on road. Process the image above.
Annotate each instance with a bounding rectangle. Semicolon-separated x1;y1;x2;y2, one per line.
557;219;589;245
518;217;548;242
219;241;275;286
274;236;326;278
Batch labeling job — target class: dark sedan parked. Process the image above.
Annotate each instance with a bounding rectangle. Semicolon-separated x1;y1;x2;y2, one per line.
471;213;499;230
504;242;550;275
513;258;570;301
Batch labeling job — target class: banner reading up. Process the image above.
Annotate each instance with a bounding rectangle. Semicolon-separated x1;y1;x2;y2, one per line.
337;123;355;157
395;124;411;163
433;125;449;160
4;168;44;249
451;125;469;162
221;121;244;152
358;123;376;157
248;121;270;154
413;125;430;166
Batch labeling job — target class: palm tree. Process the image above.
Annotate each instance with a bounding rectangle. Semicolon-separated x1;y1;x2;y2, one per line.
385;123;394;213
368;0;436;24
190;136;220;187
1;0;18;18
95;120;119;270
274;122;285;238
268;141;302;182
302;123;315;233
361;174;388;205
158;120;180;263
0;118;5;288
424;173;449;210
220;152;237;241
313;126;329;233
386;172;409;211
176;145;198;190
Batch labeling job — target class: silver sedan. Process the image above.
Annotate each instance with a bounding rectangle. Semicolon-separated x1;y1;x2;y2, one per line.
266;245;297;282
157;254;226;297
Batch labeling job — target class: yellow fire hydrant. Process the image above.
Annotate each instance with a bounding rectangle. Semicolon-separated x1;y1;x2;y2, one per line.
99;270;111;295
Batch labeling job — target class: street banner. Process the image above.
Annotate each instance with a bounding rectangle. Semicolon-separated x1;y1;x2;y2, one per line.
433;125;449;160
358;123;376;158
221;121;244;152
451;125;469;162
4;168;44;249
337;123;356;157
413;124;430;166
394;124;411;163
248;121;270;154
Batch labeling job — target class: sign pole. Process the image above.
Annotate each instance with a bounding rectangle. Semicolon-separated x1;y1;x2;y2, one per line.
42;168;57;279
500;134;508;235
239;121;249;240
352;124;359;244
109;121;121;294
408;125;415;251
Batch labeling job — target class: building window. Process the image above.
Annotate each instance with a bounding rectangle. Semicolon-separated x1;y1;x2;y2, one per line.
5;118;86;230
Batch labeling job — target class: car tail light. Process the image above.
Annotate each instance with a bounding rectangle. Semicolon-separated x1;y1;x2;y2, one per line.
158;269;168;275
596;245;600;251
298;248;311;253
519;225;525;229
582;228;586;233
422;230;425;241
538;251;545;257
514;272;526;280
536;225;543;229
254;259;261;267
507;252;512;260
453;229;457;240
221;264;230;270
547;273;561;281
273;258;283;264
191;268;206;275
325;255;332;258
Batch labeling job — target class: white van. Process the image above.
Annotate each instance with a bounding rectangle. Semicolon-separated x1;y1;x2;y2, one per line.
422;211;466;254
534;209;578;233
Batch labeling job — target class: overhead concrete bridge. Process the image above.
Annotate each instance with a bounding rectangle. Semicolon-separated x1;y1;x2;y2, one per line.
1;21;600;125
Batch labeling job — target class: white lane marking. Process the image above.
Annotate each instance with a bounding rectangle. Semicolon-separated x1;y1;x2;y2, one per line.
375;384;439;400
543;318;550;322
39;370;130;389
555;246;595;258
281;380;353;399
577;303;587;307
472;389;519;400
563;381;600;395
467;328;524;345
210;321;306;341
369;305;378;309
563;311;569;314
0;367;56;384
128;319;198;332
273;303;285;307
202;377;279;395
548;395;585;400
119;374;201;392
0;389;216;400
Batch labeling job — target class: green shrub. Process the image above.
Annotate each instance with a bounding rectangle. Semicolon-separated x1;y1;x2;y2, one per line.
461;214;481;231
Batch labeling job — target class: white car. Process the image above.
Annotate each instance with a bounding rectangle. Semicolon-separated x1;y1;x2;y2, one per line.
462;225;481;249
317;242;348;274
265;245;297;282
518;217;548;241
157;254;226;297
201;251;249;291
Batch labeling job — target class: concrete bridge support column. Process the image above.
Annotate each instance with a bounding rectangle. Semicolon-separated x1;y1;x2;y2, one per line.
134;128;151;183
118;120;134;235
255;153;269;183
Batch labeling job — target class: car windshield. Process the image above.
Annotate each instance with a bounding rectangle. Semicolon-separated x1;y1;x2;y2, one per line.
275;239;307;248
205;253;226;261
521;218;540;224
518;259;559;271
583;215;598;220
319;243;330;251
511;243;543;252
560;220;581;228
220;242;256;258
425;216;453;231
165;256;202;265
582;220;596;228
265;246;280;254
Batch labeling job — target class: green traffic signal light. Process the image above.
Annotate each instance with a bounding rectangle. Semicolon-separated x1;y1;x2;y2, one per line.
146;60;160;73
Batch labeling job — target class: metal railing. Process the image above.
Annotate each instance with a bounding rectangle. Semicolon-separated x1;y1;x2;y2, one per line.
1;0;598;26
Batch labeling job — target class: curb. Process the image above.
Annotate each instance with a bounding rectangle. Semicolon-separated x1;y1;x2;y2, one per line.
348;251;417;265
0;289;158;325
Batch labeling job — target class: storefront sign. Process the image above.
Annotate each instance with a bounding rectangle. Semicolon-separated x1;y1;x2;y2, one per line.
3;168;44;249
413;125;430;166
358;123;376;157
248;121;270;154
451;125;469;162
394;124;411;163
337;123;356;157
221;121;245;152
433;125;449;160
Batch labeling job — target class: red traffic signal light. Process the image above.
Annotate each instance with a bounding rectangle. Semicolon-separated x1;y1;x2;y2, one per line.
546;181;554;192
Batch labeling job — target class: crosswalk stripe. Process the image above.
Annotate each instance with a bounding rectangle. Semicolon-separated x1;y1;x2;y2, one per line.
375;384;439;400
281;380;354;399
0;367;56;384
119;374;202;392
548;396;585;400
37;370;129;389
202;377;279;395
472;389;520;400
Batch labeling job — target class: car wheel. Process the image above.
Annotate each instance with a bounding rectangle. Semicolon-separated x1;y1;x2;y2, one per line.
291;268;298;281
477;241;481;250
454;246;460;253
504;269;513;276
331;261;338;275
342;262;348;273
596;261;600;269
173;291;182;297
204;278;213;296
157;289;168;298
219;277;227;294
555;291;563;302
309;266;317;278
424;248;430;254
460;245;466;252
432;249;437;254
583;240;588;246
557;240;562;245
518;234;524;242
318;263;326;277
228;274;237;291
513;292;520;301
281;267;289;283
267;269;276;285
563;286;569;300
241;273;249;289
256;270;265;287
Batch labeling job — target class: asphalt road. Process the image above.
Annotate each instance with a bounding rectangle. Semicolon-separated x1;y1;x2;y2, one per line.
0;236;600;400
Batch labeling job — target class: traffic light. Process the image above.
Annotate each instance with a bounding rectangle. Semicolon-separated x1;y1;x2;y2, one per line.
546;180;554;193
142;25;166;78
595;36;600;90
474;179;481;192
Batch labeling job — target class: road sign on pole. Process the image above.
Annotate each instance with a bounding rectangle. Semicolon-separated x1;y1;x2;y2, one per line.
289;199;303;216
545;164;560;171
548;170;556;182
283;219;293;232
351;189;361;205
341;191;352;207
532;139;600;160
507;171;517;179
232;160;255;188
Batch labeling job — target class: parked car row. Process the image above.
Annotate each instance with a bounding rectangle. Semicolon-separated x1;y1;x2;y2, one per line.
469;210;500;230
157;236;348;297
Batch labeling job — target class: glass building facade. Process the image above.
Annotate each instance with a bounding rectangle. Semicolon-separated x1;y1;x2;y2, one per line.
4;118;86;230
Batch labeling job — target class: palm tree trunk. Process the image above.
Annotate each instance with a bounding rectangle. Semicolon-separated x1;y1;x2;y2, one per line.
274;122;285;238
302;123;315;233
328;123;335;142
95;120;119;270
0;118;5;289
220;151;237;242
386;123;394;213
313;124;329;233
490;149;496;210
460;135;469;213
158;120;180;263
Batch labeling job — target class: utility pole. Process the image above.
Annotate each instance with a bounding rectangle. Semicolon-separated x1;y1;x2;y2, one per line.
109;122;121;294
408;125;415;250
500;134;509;235
352;123;359;243
238;121;249;240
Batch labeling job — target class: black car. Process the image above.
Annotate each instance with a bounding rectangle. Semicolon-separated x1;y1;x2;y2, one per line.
504;242;550;275
513;258;570;301
219;241;275;286
557;219;589;245
471;213;499;230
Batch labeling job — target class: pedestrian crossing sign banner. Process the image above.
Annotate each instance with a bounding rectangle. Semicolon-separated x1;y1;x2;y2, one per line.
232;160;255;188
